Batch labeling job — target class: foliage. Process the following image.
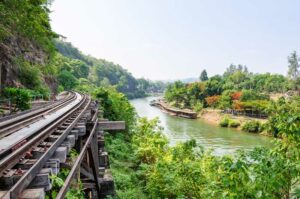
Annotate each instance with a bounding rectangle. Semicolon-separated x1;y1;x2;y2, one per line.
219;116;230;127
192;101;203;112
46;168;85;199
266;97;300;138
287;51;300;81
3;87;31;111
218;90;234;109
0;0;58;55
55;40;166;98
15;58;42;89
54;40;88;62
205;95;220;108
75;78;96;94
229;120;240;128
107;116;300;198
164;64;289;117
240;90;269;102
93;87;136;132
219;116;240;128
199;69;208;81
205;75;224;96
94;83;300;199
57;70;78;90
242;120;263;133
69;149;79;161
231;91;242;100
164;81;186;108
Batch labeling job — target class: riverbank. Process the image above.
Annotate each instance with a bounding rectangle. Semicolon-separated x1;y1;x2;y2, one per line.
150;99;198;119
150;99;269;135
199;109;269;134
200;108;267;126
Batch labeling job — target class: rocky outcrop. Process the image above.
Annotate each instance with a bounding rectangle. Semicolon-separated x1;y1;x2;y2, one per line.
0;36;56;93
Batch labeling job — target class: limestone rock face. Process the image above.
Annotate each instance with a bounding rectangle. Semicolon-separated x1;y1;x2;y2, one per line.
0;36;57;93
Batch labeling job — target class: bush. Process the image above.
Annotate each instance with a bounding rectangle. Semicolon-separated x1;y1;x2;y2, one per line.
220;117;240;128
219;117;230;127
229;120;240;128
193;101;203;112
29;86;51;100
242;120;262;133
205;95;221;108
3;87;31;111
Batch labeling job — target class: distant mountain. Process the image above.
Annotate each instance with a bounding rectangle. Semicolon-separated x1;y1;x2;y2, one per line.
161;77;199;84
180;77;199;83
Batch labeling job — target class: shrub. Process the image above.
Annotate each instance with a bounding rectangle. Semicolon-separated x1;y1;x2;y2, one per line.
3;87;31;111
193;101;203;112
220;117;240;128
219;117;230;127
229;120;240;128
231;91;242;101
205;95;221;108
242;120;262;133
29;86;51;100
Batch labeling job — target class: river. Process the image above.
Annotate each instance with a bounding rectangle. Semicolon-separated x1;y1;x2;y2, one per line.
131;96;271;155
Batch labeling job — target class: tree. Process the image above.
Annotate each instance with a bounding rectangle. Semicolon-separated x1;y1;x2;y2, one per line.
199;70;208;81
287;51;299;81
58;70;78;90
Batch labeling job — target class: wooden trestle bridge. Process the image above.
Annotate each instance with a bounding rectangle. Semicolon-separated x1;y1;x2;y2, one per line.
0;92;125;199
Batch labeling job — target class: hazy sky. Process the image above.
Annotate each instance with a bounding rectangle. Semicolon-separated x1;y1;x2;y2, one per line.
50;0;300;80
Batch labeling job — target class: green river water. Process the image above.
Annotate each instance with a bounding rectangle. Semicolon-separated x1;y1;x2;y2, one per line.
131;96;272;155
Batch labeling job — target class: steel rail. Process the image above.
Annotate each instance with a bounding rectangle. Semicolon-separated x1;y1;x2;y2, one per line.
0;94;91;199
0;92;73;128
56;118;99;199
0;92;76;138
0;93;87;172
0;92;70;123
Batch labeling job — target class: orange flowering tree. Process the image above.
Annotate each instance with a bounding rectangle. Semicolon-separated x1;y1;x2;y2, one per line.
205;95;221;108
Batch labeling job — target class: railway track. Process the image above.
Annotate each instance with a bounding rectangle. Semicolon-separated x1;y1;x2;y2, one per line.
0;92;75;139
0;92;93;198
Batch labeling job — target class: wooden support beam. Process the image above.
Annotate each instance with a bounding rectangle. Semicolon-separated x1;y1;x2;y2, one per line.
98;121;125;131
56;119;100;199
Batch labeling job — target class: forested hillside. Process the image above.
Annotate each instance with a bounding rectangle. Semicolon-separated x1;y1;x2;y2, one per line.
54;40;166;98
0;1;165;99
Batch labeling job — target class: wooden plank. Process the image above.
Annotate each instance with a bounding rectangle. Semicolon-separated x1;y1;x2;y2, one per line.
98;121;125;131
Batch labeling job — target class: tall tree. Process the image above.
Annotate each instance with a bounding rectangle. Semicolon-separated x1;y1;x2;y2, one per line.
287;51;299;81
199;70;208;81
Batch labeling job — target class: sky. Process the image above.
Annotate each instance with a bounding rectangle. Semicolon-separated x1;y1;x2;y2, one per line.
50;0;300;80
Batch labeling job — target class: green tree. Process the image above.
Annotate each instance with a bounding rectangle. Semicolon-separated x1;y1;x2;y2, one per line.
93;87;136;132
58;70;78;90
199;69;208;81
287;51;300;81
204;75;223;96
